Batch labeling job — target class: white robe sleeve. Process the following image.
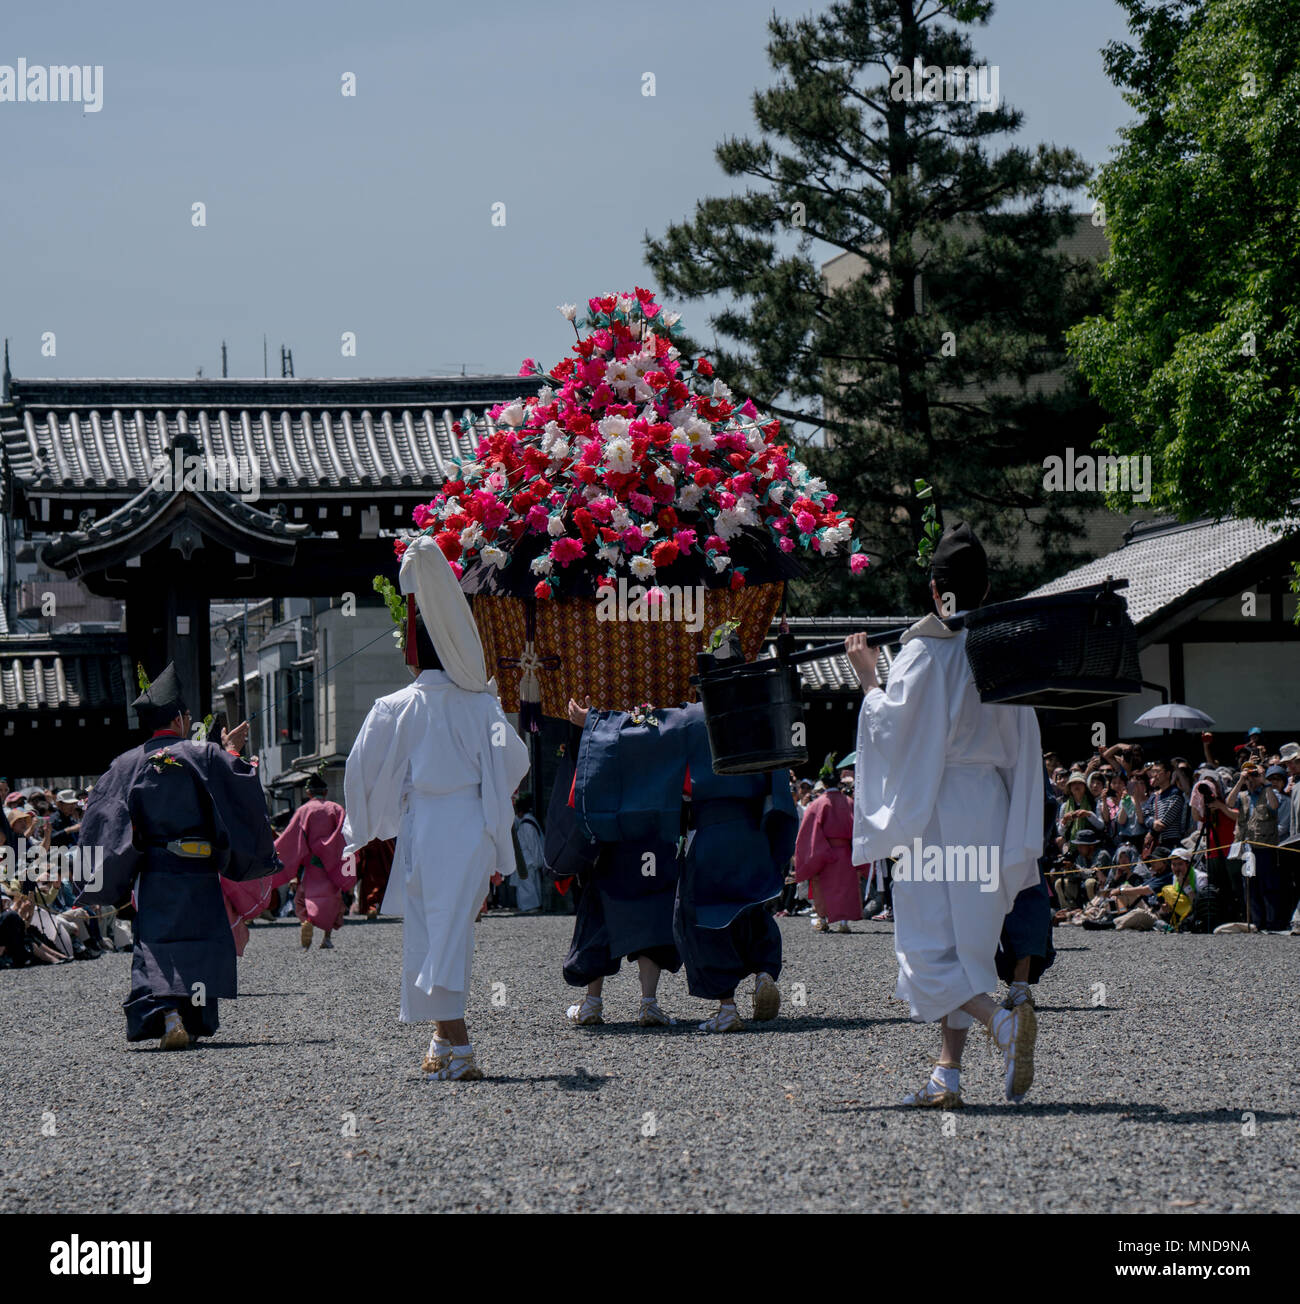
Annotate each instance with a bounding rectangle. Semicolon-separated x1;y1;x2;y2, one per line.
342;699;411;857
478;697;531;876
852;639;950;865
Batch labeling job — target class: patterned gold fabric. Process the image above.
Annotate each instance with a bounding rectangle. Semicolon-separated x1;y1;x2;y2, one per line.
473;583;784;717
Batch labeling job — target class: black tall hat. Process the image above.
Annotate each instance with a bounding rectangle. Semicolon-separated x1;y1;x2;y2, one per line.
131;662;187;729
930;521;988;594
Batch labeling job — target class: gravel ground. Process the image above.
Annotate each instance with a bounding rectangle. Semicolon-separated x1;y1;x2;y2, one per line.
3;912;1297;1214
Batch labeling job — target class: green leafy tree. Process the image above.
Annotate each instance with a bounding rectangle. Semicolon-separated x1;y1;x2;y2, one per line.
1068;0;1300;582
645;0;1100;613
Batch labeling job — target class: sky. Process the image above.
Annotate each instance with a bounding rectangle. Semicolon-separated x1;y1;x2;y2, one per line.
0;0;1136;383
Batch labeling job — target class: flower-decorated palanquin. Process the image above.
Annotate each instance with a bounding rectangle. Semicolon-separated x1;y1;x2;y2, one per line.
392;289;867;723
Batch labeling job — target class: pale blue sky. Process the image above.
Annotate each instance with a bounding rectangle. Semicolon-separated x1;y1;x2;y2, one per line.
0;0;1133;382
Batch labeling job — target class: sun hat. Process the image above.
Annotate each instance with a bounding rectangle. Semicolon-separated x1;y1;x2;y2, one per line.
1066;770;1087;786
1279;742;1300;761
55;788;78;804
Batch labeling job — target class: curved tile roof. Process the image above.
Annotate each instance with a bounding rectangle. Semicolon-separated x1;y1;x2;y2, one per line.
1024;516;1298;629
0;377;523;496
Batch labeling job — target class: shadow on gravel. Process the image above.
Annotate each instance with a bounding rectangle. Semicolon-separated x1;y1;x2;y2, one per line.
424;1071;613;1090
826;1102;1297;1122
1033;1005;1117;1013
128;1038;335;1052
567;1015;913;1035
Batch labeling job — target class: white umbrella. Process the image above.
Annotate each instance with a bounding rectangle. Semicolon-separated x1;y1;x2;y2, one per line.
1133;703;1215;730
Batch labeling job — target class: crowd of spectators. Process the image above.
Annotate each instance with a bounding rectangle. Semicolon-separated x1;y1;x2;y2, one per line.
0;778;128;968
1043;729;1300;935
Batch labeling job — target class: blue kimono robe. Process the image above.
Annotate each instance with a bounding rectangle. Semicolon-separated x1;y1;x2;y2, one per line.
567;704;795;999
552;720;681;986
76;732;278;1042
995;763;1058;985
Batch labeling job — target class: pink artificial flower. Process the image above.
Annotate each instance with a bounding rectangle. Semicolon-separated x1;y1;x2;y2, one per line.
674;528;697;551
731;472;754;495
550;536;585;567
705;535;728;554
646;586;665;606
588;496;614;522
739;399;758;419
718;492;737;510
527;504;549;533
449;560;464;578
850;553;870;575
592;329;613;351
518;358;537;377
629;492;654;515
796;511;817;534
778;536;795;553
412;503;434;530
670;443;692;464
620;526;647;553
771;516;789;533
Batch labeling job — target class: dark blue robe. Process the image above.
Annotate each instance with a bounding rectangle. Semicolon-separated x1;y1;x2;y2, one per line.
76;732;278;1042
996;763;1058;985
566;704;795;999
553;720;681;986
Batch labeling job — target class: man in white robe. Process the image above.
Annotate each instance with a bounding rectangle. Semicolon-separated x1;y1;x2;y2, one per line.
343;536;530;1081
848;522;1043;1106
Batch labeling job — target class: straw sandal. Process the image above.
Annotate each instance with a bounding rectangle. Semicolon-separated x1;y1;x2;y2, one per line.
752;972;780;1021
988;1002;1037;1102
566;994;604;1026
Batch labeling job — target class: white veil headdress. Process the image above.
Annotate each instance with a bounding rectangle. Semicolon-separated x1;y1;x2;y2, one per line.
399;534;498;696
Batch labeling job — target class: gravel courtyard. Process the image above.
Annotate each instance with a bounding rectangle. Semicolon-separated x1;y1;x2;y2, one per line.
4;913;1296;1214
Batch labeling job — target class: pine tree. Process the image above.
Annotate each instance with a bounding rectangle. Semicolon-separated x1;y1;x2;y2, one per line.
645;0;1099;613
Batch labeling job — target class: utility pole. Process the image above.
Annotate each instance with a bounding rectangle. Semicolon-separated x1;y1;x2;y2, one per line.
221;341;228;378
263;334;268;379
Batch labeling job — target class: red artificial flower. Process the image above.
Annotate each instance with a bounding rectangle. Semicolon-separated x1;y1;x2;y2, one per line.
651;540;680;567
534;581;552;600
573;508;597;542
694;468;718;488
393;538;408;560
696;358;714;377
729;570;746;590
434;531;461;562
656;507;678;530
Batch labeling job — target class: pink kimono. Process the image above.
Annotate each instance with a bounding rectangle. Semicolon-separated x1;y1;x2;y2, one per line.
275;798;353;933
222;866;294;957
794;789;863;924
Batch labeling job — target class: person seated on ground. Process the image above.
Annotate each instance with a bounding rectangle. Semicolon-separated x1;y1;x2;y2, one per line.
0;895;71;965
1054;828;1111;908
1057;770;1104;855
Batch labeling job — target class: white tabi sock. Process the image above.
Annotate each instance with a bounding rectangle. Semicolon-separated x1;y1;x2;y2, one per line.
1008;981;1031;1007
933;1064;960;1092
427;1034;451;1060
451;1043;474;1057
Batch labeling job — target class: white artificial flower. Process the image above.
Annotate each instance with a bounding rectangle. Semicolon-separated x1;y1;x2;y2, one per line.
481;545;508;569
711;553;732;572
530;555;553;576
655;463;676;484
662;310;681;328
597;545;621;566
605;359;634;393
557;303;578;321
711;378;732;402
604;437;636;473
670;407;692;428
611;504;632;530
640;521;658;538
768;483;787;506
537;385;555;406
789;462;809;486
746;426;767;452
630;554;656;579
676;484;704;511
805;476;828;496
736;495;760;526
598;415;630;440
460;525;483;550
498;402;526;428
617;294;636;315
546;514;565;537
714;508;742;540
